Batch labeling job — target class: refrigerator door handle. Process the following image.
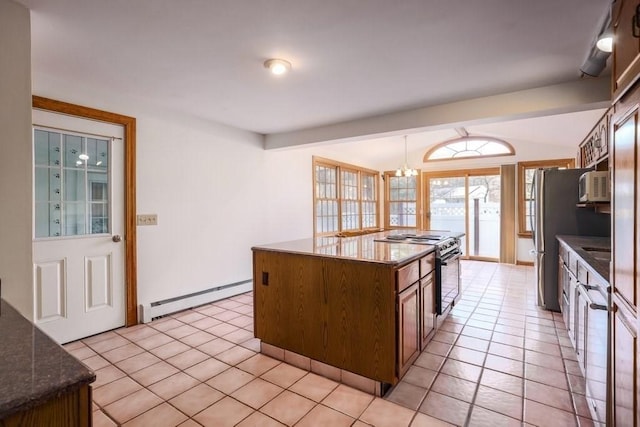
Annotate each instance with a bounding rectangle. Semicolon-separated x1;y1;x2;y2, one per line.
529;172;536;247
537;252;545;308
535;169;545;253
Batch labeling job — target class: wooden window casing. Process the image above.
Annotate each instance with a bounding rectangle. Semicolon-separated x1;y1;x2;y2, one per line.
517;158;575;237
313;156;380;236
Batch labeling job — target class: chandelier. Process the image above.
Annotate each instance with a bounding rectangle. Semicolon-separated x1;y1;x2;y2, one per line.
395;135;418;177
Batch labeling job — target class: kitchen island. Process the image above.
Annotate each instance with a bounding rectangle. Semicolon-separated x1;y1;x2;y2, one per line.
252;231;457;394
0;299;95;426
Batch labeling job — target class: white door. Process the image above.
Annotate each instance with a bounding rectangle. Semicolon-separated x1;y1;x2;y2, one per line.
32;109;125;344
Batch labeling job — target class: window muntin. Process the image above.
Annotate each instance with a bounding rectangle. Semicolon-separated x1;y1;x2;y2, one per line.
389;175;417;227
34;128;110;238
313;157;379;236
424;137;515;161
314;164;339;235
517;158;575;237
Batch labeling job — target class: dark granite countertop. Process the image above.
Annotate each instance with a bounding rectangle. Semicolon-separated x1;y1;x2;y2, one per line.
0;299;95;420
556;235;611;284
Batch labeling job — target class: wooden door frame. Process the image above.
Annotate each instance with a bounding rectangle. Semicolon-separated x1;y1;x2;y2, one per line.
32;96;138;326
422;167;500;261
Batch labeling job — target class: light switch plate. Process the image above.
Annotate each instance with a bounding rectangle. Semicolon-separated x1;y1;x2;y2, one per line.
137;214;158;226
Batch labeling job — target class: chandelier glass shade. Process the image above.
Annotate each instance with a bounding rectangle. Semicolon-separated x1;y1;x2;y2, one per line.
395;135;418;177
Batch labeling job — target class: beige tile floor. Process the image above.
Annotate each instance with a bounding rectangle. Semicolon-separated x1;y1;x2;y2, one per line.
64;260;595;426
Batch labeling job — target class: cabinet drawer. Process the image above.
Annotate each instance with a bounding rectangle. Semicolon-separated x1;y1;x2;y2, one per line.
397;261;420;292
420;253;435;277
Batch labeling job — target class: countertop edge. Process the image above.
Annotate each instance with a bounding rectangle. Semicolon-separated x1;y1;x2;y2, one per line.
251;244;436;266
556;235;610;284
0;299;96;420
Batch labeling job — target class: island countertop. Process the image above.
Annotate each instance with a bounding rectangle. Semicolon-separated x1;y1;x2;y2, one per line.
252;230;447;265
0;299;95;420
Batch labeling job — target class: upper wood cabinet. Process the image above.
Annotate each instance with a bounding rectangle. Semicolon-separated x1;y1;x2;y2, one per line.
613;0;640;100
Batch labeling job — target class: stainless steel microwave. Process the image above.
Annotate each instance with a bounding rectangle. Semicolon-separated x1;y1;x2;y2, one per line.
579;171;610;202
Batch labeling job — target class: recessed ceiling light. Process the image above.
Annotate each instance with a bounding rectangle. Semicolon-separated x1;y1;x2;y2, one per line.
264;58;292;75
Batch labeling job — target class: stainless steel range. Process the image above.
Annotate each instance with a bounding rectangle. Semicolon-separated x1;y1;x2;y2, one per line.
435;237;462;316
376;233;462;316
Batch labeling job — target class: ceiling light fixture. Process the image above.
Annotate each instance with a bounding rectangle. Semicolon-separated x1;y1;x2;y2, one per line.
581;7;613;76
264;58;292;75
596;28;613;53
396;135;418;177
78;153;89;160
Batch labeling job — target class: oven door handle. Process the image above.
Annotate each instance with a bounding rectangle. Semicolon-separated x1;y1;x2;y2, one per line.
440;250;462;265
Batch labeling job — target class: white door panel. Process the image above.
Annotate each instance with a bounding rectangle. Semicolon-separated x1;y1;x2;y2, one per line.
32;109;125;344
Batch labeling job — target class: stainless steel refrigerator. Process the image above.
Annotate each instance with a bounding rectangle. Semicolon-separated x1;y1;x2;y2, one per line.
531;168;610;312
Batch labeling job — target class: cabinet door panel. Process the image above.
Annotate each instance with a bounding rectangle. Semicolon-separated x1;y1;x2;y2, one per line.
612;301;638;426
575;285;588;371
398;282;419;377
420;274;435;350
613;112;637;308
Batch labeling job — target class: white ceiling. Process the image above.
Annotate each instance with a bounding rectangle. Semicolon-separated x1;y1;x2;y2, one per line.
18;0;612;162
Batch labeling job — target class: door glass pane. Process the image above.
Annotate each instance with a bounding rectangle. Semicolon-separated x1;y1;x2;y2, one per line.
63;134;84;167
34;128;110;238
428;177;466;252
64;202;86;236
468;174;500;258
64;169;86;201
34;130;61;166
86;138;109;171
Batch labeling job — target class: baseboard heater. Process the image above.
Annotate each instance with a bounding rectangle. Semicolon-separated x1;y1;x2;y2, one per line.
140;279;253;323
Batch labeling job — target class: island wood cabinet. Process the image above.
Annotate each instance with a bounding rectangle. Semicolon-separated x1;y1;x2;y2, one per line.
613;0;640;100
396;252;436;378
397;282;419;378
610;76;640;426
253;247;436;386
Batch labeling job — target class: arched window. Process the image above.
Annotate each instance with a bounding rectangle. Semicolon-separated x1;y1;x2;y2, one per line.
423;137;515;161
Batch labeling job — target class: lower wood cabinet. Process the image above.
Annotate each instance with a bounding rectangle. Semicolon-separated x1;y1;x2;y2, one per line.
2;385;91;427
397;282;419;378
611;298;638;426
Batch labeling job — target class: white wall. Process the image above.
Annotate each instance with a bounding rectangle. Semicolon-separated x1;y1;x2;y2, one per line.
0;0;33;318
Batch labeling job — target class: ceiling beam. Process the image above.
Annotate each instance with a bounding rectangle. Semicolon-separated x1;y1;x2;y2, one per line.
264;77;611;150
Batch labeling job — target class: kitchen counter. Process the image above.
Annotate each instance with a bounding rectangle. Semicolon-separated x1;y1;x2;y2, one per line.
556;235;610;283
251;229;465;265
0;299;95;423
